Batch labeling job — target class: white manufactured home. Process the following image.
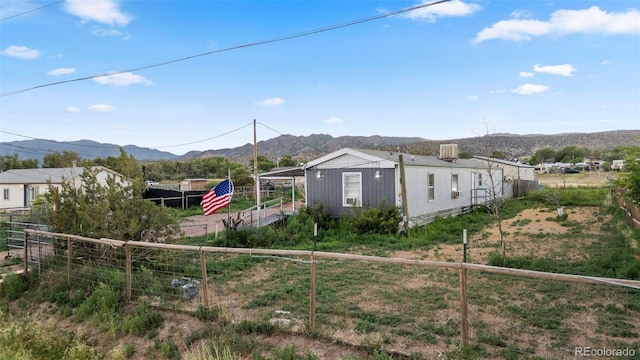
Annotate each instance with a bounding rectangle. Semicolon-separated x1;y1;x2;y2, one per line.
0;166;129;211
303;147;503;227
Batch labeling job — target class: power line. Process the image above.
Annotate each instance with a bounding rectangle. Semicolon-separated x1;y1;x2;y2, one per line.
153;121;254;149
0;0;451;97
0;0;64;22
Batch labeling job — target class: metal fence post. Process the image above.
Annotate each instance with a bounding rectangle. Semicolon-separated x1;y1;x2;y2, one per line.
200;250;210;309
125;242;132;302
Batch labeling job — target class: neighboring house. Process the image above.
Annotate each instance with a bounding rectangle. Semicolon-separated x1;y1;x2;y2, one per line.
0;166;129;211
303;147;502;227
471;156;538;198
179;178;208;191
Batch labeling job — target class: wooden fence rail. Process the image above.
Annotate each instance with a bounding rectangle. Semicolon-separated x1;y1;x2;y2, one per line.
22;228;640;354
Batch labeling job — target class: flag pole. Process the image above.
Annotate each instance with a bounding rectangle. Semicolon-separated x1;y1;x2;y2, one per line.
227;168;231;234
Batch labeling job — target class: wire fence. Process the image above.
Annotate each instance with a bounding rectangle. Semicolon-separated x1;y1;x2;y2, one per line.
13;229;640;358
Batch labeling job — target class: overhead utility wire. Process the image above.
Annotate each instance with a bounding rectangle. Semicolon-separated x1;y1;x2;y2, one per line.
152;121;254;149
0;0;450;97
0;0;64;21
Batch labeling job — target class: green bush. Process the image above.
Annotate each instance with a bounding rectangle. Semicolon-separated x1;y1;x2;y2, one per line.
122;302;163;336
75;283;121;324
344;203;401;235
0;273;28;300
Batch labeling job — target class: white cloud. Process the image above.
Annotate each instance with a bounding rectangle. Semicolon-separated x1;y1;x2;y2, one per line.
601;60;612;65
93;72;153;86
48;67;76;76
64;0;132;26
256;97;285;106
519;72;535;78
510;10;533;20
474;6;640;43
490;89;507;95
324;116;343;124
533;64;577;77
66;106;81;113
466;95;480;101
92;27;127;38
511;83;549;95
404;0;481;22
88;104;115;112
1;45;40;60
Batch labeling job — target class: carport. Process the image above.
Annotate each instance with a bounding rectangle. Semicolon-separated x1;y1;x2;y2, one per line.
255;166;305;214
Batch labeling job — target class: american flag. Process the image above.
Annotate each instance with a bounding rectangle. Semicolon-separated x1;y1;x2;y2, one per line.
201;179;234;216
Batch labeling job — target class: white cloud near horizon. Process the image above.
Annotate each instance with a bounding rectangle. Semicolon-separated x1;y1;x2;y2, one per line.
533;64;577;76
66;106;81;113
512;83;549;95
256;97;285;106
1;45;40;60
474;6;640;43
64;0;132;26
88;104;114;112
466;95;480;101
324;116;343;124
519;72;534;78
93;72;153;86
48;67;77;76
403;0;481;22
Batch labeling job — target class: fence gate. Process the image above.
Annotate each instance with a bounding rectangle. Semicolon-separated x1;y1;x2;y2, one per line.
5;222;50;274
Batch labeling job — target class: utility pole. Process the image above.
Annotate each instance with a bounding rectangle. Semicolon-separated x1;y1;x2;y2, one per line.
253;119;258;204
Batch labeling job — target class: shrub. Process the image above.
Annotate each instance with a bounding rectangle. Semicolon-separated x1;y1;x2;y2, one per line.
122;302;163;336
345;203;401;235
75;283;121;324
0;273;29;300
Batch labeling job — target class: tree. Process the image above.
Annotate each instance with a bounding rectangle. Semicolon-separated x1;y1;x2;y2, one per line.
277;155;298;167
529;148;556;166
615;146;640;203
41;165;181;246
42;150;82;168
1;154;38;171
481;122;507;256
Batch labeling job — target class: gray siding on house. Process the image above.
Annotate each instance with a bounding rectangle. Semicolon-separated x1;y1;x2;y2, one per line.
306;168;396;218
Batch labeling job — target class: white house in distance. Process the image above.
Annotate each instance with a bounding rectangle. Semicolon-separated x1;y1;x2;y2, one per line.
0;166;129;211
303;146;503;227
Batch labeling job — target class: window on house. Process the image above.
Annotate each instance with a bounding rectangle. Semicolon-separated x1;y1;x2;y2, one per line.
343;172;362;207
451;174;459;198
30;187;39;201
478;173;483;187
428;173;435;202
3;189;9;201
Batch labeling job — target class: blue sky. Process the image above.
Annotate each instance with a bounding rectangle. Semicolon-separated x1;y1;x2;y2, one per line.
1;0;639;155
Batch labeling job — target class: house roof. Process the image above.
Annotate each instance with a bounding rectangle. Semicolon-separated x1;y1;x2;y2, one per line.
305;147;486;170
472;156;535;168
0;166;120;185
258;166;305;178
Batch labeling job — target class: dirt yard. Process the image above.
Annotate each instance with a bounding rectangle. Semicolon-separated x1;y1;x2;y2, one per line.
395;206;607;264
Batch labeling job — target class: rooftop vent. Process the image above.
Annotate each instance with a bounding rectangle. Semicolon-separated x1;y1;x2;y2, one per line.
439;144;459;162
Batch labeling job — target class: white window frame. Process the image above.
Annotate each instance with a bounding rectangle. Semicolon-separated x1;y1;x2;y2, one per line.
427;173;435;202
451;174;459;198
342;172;362;207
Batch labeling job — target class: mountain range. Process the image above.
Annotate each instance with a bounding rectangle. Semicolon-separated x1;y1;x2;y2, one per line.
1;130;638;165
